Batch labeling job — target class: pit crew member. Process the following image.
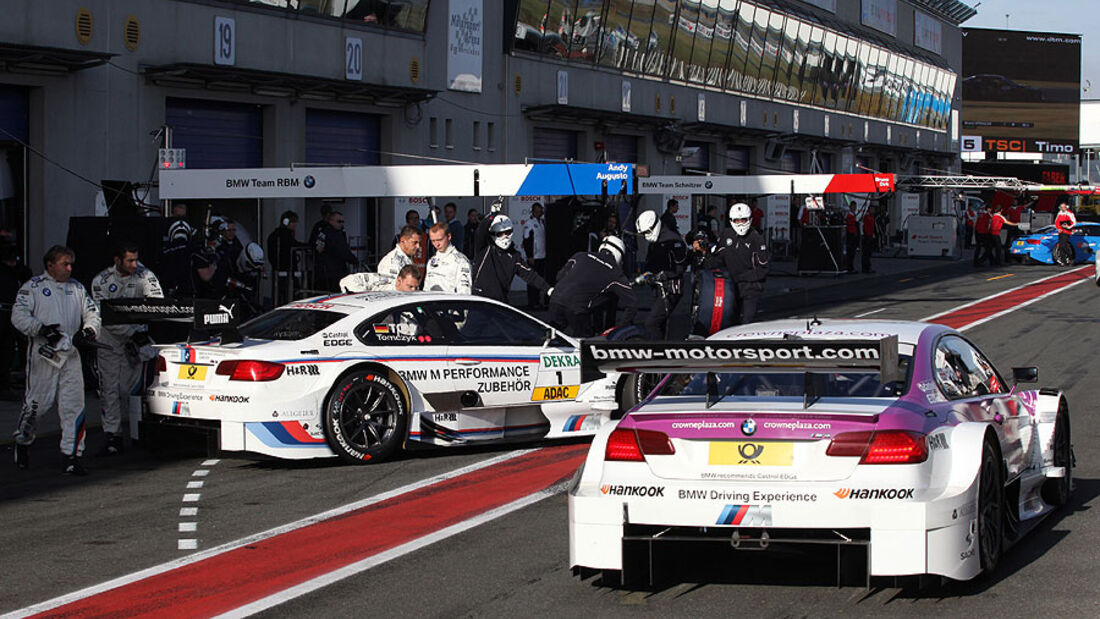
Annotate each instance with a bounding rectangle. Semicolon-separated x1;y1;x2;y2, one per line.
424;222;472;294
696;203;770;325
548;236;636;338
12;245;101;475
635;210;687;339
91;241;164;456
1054;202;1076;266
472;215;550;303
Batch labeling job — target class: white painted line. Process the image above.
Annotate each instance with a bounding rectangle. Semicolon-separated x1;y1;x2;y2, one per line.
179;507;198;517
201;459;221;466
192;470;210;477
956;277;1090;332
7;449;532;618
179;523;198;533
186;481;205;489
182;494;201;503
212;481;571;619
178;539;198;551
921;267;1090;322
854;307;886;318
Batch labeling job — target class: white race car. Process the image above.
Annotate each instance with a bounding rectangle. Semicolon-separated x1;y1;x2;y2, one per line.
569;319;1074;585
143;292;621;463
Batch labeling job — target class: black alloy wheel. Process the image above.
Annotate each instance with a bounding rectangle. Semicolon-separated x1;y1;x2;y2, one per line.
978;438;1005;573
1041;404;1073;506
323;371;408;464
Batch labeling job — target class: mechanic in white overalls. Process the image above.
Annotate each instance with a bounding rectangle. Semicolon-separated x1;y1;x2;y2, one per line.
11;245;101;475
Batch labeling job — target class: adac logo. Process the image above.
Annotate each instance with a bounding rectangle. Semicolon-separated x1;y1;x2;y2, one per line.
737;442;764;464
740;418;756;436
303;175;316;189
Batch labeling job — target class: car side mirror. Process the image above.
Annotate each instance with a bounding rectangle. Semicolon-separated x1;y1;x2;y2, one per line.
1012;366;1038;383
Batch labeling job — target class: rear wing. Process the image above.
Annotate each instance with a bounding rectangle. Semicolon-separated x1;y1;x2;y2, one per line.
580;337;899;384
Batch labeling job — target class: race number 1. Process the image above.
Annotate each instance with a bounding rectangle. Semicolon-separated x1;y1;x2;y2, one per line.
214;17;235;65
345;37;363;81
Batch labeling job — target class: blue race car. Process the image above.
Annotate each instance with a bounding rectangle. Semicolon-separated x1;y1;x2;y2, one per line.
1010;222;1100;265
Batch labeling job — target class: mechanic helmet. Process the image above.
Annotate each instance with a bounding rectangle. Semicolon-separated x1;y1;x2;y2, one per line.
599;235;626;266
728;202;752;236
236;242;265;273
490;215;514;250
168;220;193;245
635;210;661;243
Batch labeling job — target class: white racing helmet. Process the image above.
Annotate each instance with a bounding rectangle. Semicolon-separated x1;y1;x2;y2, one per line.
490;215;514;250
728;202;752;236
599;235;625;266
236;242;265;273
635;210;661;243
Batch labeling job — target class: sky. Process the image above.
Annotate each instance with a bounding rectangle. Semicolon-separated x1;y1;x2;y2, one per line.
962;0;1099;97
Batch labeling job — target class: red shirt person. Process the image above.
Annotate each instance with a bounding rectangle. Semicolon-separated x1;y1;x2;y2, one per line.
1053;203;1077;265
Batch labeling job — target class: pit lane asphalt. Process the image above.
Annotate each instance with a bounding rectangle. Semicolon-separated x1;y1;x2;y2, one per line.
2;261;1098;617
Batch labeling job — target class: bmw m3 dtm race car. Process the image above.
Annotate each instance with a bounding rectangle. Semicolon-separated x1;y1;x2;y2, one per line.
569;319;1074;584
143;292;621;463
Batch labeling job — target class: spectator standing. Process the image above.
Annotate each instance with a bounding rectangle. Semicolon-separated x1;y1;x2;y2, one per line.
660;199;681;236
91;241;163;455
11;246;101;475
0;246;31;399
860;204;877;274
463;208;480;260
309;211;358;292
522;203;547;309
1054;202;1076;266
444;202;464;256
266;210;308;306
973;206;994;267
844;201;860;273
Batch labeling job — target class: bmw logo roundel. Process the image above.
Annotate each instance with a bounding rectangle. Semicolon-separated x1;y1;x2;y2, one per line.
303;175;316;189
741;418;756;436
108;283;118;293
42;288;51;297
704;180;713;189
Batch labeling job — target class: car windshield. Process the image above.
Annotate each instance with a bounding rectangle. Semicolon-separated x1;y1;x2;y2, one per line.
239;309;345;341
645;355;912;401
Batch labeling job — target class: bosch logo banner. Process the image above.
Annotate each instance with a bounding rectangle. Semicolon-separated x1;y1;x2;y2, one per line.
834;487;915;500
599;484;665;497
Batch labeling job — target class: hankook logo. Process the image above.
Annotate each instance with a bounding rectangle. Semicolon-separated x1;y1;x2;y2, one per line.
209;394;250;403
834;488;914;500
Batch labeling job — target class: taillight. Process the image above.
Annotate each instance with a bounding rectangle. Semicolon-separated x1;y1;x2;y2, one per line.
826;430;927;464
605;428;675;462
1027;239;1040;245
156;355;166;373
215;360;285;381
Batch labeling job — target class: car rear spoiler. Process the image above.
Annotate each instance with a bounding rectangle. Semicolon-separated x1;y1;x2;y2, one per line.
580;337;899;385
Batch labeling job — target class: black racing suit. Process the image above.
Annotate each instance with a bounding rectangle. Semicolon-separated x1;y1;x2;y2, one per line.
642;228;689;339
309;222;357;292
266;226;308;305
547;250;637;338
471;243;549;303
702;228;770;325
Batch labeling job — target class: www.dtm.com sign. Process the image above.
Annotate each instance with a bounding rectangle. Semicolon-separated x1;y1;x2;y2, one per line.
159;163;634;199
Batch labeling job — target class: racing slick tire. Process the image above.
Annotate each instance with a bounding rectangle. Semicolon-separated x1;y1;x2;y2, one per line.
1041;403;1073;507
323;370;408;464
1052;244;1073;267
978;436;1005;573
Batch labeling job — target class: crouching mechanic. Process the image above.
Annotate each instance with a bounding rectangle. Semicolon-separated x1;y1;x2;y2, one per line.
12;245;101;475
697;203;770;325
548;236;636;338
472;215;550;303
424;222;472;294
91;241;164;455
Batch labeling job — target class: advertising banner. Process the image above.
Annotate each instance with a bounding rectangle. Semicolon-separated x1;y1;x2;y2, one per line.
447;0;483;93
907;216;958;258
961;28;1081;154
